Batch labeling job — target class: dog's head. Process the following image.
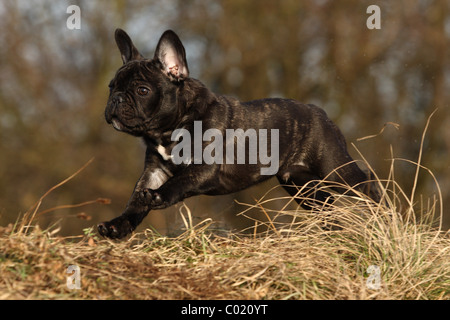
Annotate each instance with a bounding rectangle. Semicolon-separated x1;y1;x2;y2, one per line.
105;29;189;139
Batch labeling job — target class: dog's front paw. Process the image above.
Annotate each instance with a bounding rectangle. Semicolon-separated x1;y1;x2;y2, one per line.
97;216;134;239
138;188;164;208
137;188;154;205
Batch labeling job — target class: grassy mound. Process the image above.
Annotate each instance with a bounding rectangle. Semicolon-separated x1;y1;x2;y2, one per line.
1;123;448;299
1;191;448;300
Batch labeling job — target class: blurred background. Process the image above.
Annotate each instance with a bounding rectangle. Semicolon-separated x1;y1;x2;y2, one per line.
0;0;448;236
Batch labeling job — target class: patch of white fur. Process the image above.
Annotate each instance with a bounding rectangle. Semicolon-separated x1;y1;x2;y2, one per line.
112;119;122;131
296;160;307;167
157;145;173;161
145;168;169;190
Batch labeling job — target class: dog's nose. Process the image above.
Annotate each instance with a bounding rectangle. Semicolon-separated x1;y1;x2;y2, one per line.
108;94;124;118
112;94;124;104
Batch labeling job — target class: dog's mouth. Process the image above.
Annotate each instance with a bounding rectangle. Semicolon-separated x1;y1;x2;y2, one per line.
109;116;145;137
111;117;123;131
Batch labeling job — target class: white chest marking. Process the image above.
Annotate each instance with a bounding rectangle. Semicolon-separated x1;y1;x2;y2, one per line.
157;145;173;161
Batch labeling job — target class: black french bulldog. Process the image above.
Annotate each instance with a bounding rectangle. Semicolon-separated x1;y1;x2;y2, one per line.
97;29;380;239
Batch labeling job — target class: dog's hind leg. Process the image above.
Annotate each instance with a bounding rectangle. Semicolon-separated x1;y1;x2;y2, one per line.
317;152;381;204
276;165;334;210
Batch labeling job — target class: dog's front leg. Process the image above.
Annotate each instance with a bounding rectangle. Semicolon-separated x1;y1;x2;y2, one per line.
141;165;219;210
98;163;170;239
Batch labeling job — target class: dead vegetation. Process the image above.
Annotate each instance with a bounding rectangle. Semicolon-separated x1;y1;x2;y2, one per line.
1;179;449;299
1;122;449;300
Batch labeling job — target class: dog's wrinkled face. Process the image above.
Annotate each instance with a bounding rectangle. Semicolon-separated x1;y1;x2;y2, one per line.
105;29;189;138
105;61;163;136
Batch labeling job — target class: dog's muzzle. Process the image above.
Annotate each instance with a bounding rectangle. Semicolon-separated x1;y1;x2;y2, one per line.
106;94;136;129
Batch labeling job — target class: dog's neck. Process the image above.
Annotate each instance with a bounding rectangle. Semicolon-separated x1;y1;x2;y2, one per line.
179;77;217;119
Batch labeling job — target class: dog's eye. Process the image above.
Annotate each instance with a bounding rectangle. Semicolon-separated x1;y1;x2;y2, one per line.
137;87;150;96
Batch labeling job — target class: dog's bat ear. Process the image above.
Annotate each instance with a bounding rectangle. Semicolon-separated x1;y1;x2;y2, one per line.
114;28;144;64
154;30;189;82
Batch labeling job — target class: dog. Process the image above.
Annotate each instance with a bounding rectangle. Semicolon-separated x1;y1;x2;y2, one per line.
97;29;380;239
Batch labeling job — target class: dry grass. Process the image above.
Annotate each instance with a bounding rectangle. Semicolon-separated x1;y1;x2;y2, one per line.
0;176;449;300
1;118;449;300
